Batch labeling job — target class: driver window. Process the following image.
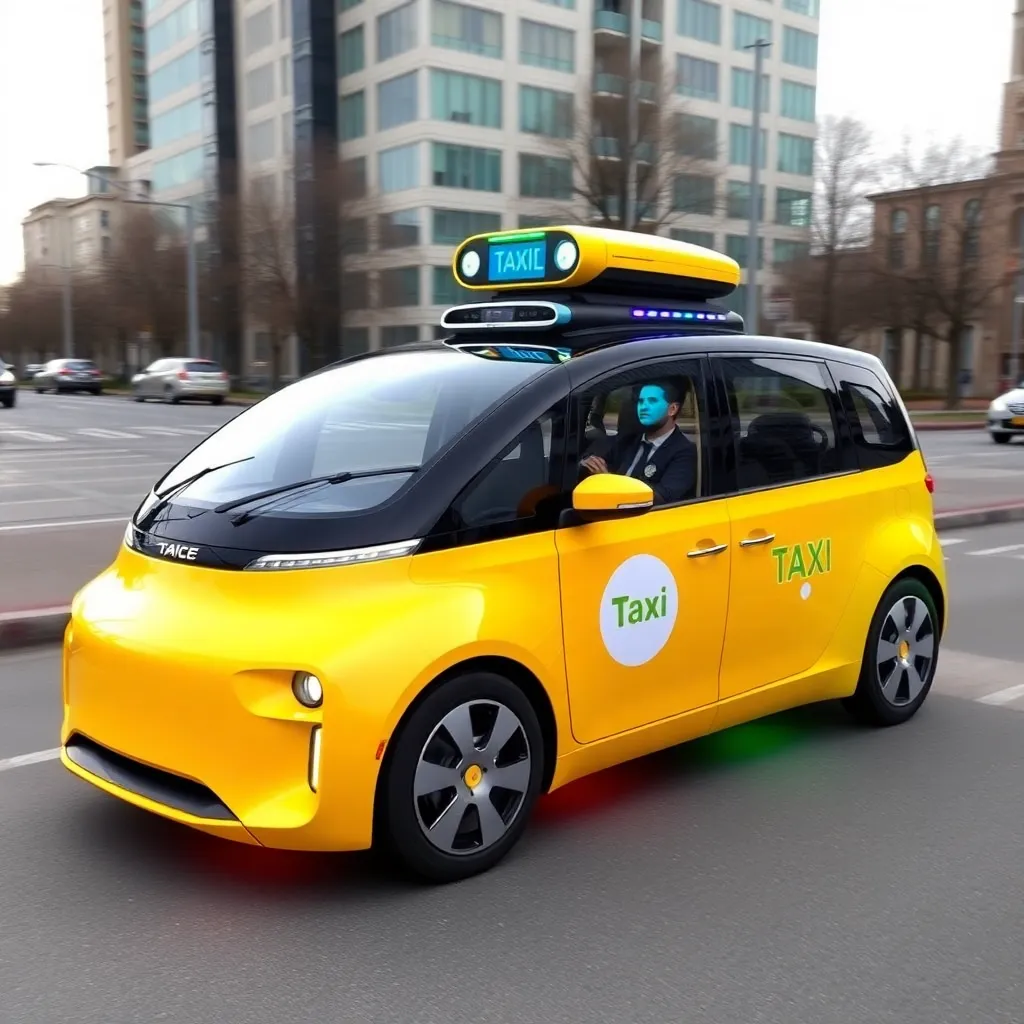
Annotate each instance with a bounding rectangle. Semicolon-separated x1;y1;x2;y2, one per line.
719;356;842;491
577;358;705;506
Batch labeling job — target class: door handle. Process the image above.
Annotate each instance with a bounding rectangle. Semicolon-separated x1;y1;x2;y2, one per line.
687;542;728;558
739;533;776;547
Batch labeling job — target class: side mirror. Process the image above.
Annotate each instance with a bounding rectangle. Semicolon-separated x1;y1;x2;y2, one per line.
571;473;654;521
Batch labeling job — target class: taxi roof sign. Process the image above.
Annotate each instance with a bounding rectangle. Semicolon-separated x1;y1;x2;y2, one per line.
451;225;741;300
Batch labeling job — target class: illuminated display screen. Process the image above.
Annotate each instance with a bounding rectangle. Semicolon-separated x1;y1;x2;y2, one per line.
467;345;570;364
488;240;547;283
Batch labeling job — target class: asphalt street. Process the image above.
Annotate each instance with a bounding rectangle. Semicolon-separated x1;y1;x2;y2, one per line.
0;390;1021;609
1;521;1024;1023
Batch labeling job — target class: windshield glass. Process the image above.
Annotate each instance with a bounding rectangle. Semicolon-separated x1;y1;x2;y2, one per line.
185;360;223;373
66;360;97;370
144;346;553;519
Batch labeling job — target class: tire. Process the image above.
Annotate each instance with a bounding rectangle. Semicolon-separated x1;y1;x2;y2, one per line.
90;388;101;396
843;577;940;727
379;671;545;883
210;396;224;405
164;386;179;405
992;432;1011;444
133;389;145;403
1;394;13;409
35;387;44;394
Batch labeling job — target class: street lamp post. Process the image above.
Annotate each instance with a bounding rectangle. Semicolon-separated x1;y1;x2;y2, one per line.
622;0;642;231
744;38;770;335
33;162;200;358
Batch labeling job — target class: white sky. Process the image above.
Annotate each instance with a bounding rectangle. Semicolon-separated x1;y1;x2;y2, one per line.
0;0;1014;285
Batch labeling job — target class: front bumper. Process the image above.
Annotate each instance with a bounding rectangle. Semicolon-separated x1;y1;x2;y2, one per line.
988;413;1024;435
60;555;393;852
177;381;229;399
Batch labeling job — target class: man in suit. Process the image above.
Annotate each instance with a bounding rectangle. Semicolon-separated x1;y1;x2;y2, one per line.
580;381;697;505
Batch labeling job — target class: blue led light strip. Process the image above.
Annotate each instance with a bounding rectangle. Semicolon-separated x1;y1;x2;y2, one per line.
630;308;730;322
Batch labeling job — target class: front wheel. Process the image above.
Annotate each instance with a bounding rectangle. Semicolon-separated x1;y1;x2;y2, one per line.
843;578;940;727
991;432;1011;444
379;672;545;883
1;394;13;409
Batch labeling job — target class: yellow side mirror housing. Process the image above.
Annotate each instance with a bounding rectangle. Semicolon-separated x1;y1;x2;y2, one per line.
571;473;654;521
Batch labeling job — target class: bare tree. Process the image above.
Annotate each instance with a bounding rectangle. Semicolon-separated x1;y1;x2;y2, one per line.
0;272;63;363
557;68;723;233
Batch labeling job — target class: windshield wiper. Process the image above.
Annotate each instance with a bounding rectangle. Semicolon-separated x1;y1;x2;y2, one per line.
214;465;422;525
140;456;256;523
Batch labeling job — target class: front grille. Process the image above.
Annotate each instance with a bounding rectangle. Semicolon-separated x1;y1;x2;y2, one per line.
1007;402;1024;414
65;734;237;821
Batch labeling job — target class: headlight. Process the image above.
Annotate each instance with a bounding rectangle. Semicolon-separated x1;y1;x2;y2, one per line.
0;371;13;384
123;522;136;549
990;396;1008;412
292;671;323;708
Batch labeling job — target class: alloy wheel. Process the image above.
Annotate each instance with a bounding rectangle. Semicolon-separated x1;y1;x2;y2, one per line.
876;595;936;707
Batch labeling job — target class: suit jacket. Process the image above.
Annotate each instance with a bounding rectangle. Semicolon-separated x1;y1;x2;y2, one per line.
600;427;698;505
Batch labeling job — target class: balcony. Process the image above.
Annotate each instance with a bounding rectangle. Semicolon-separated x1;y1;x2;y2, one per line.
638;80;656;102
641;18;663;42
592;138;655;163
594;9;629;35
594;73;627;96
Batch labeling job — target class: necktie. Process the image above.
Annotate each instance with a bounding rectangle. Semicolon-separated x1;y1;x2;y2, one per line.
631;441;653;478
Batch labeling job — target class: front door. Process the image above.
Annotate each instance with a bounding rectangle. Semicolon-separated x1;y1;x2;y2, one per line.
557;355;732;744
714;354;864;700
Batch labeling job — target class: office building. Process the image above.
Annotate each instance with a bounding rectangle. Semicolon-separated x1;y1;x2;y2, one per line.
102;0;151;164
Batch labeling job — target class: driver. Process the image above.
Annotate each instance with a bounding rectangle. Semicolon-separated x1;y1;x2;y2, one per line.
580;381;697;505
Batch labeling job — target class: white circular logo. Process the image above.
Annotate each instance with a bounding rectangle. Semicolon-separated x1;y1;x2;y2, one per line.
554;240;578;272
460;251;481;278
599;554;678;667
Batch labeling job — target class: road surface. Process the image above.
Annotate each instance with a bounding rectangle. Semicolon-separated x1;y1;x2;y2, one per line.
1;522;1023;1023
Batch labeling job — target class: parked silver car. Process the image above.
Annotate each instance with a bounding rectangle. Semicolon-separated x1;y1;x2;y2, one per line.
988;380;1024;443
0;359;15;408
131;357;229;404
34;358;104;394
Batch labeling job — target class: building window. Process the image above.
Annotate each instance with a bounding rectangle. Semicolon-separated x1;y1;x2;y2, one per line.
151;147;204;190
725;234;764;269
281;55;291;96
777;132;814;176
150;97;201;148
519;154;573;198
343;272;369;309
338;25;365;75
728;124;767;167
246;62;275;110
101;236;112;260
378;70;419;130
99;210;110;229
923;204;941;266
340;327;369;359
677;55;719;101
676;113;718;160
432;266;476;305
149;0;199;59
673;174;716;215
677;0;720;44
432;142;502;191
783;0;819;14
379;143;421;192
378;0;418;60
671;228;716;249
964;198;981;262
149;48;200;104
432;208;502;244
726;180;765;220
340;0;364;11
536;0;574;7
244;5;274;56
519;85;574;138
733;11;771;49
780;80;815;121
889;208;907;269
520;19;574;72
432;0;503;58
430;69;502;128
379;209;421;248
342;156;368;198
773;239;810;265
731;67;769;111
381;325;421;347
342;218;369;256
340;91;366;140
782;26;818;68
247;118;276;162
380;267;421;306
775;187;811;226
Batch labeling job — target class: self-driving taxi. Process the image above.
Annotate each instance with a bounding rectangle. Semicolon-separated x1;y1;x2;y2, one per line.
61;226;946;883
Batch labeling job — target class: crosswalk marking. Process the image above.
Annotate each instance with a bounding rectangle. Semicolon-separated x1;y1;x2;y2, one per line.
967;543;1024;556
977;682;1024;706
75;428;140;439
939;537;966;546
3;430;62;442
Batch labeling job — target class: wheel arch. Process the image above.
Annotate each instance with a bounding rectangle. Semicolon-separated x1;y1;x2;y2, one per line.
889;563;946;638
370;654;559;842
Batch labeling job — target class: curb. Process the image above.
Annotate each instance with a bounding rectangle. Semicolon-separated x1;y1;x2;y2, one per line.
3;501;1024;654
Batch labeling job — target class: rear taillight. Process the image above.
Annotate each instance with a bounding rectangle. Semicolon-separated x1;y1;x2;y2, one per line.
178;370;189;381
925;473;935;493
58;369;70;376
220;371;229;381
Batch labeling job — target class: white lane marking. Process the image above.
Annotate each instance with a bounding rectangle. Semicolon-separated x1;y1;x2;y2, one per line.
977;683;1024;706
967;544;1024;556
939;537;966;546
133;426;195;436
0;516;127;532
0;605;70;622
0;748;61;773
76;428;141;440
2;431;62;442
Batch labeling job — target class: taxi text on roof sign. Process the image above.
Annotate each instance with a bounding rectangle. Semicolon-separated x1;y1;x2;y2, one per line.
451;225;741;300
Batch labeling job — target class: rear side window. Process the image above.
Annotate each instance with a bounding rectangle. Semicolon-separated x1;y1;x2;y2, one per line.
829;361;914;470
185;360;222;373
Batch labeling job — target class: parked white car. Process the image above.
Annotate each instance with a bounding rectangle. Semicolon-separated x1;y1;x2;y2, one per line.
131;357;229;404
988;380;1024;443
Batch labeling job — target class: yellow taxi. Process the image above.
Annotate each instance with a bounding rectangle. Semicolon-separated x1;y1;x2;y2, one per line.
61;226;947;883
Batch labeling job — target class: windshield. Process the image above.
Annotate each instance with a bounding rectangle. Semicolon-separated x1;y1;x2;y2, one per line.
66;360;97;370
185;360;223;373
144;346;552;520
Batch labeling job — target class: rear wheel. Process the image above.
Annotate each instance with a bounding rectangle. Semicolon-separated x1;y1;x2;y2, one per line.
1;393;13;409
992;432;1011;444
164;385;179;405
379;672;544;883
210;396;224;405
843;578;939;727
